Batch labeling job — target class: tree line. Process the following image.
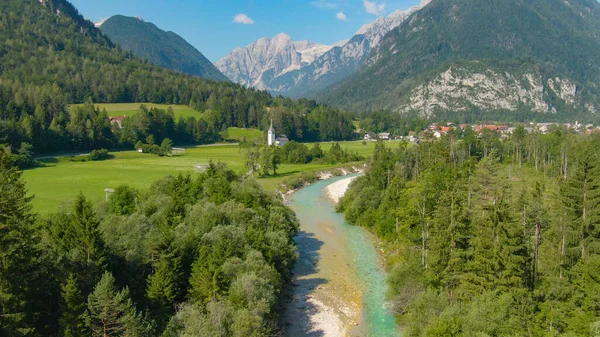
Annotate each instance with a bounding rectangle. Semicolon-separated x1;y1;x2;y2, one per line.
0;148;299;336
241;141;364;177
339;127;600;336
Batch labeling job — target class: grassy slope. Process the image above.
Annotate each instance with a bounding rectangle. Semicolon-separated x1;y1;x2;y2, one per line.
222;128;264;142
71;103;202;119
23;140;396;213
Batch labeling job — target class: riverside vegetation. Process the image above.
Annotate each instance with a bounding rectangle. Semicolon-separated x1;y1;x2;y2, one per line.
340;129;600;336
1;148;300;336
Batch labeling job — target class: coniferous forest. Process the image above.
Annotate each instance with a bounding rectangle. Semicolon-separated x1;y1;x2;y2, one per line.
340;128;600;336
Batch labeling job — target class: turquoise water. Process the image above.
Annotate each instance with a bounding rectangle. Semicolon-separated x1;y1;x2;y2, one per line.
289;176;399;337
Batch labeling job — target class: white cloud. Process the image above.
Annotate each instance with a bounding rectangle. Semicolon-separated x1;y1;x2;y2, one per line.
336;11;348;21
363;0;386;15
233;13;255;24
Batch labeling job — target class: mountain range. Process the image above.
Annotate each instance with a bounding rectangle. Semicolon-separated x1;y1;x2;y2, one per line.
213;0;600;121
99;15;228;82
319;0;600;120
17;0;600;122
215;33;348;91
217;0;431;97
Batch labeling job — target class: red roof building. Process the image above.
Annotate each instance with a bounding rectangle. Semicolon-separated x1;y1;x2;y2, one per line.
109;115;128;128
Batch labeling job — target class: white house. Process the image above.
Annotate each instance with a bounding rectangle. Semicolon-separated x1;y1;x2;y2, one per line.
109;115;127;128
378;132;391;140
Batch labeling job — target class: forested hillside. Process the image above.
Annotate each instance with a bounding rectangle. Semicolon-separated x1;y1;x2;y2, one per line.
320;0;600;122
0;0;355;153
100;15;229;82
340;130;600;336
0;149;299;336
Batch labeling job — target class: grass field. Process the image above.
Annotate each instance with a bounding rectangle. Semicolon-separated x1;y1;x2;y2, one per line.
71;103;202;119
221;127;264;142
23;140;401;214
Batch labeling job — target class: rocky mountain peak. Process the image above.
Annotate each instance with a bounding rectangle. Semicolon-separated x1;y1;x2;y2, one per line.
217;0;430;96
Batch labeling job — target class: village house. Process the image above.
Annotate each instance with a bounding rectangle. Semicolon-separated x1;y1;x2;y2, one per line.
378;132;391;140
475;125;499;132
109;115;127;128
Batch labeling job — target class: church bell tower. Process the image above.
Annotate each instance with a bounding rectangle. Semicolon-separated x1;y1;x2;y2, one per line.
268;119;275;146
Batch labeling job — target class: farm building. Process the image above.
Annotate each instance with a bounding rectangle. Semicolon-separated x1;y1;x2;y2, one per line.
109;115;128;128
378;132;391;140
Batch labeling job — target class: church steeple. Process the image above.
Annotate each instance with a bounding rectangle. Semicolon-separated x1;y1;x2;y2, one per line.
268;119;275;133
267;119;275;146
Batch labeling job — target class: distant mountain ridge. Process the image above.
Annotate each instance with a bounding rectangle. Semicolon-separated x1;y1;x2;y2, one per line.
216;0;431;96
216;33;346;90
280;1;429;98
100;15;228;82
319;0;600;121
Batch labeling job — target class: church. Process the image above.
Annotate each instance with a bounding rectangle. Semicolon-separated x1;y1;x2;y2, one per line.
267;120;289;146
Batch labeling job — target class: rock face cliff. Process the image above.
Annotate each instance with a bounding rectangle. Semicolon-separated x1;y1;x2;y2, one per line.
319;0;600;121
217;0;431;96
216;33;304;90
216;33;345;91
398;65;580;117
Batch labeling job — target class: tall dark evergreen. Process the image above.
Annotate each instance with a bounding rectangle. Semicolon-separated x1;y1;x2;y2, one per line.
60;275;87;337
0;148;36;336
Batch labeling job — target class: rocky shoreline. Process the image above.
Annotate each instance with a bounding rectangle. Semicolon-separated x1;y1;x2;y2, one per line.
279;166;364;203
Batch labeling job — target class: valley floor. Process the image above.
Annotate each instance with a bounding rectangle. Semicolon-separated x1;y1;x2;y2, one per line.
23;141;400;213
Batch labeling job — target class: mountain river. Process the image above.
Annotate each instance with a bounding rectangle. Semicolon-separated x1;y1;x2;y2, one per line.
282;175;399;337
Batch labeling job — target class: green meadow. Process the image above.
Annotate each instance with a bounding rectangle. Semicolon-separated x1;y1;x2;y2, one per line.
24;140;401;214
71;103;201;119
221;127;264;142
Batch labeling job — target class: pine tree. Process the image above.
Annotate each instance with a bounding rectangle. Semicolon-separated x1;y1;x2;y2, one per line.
60;275;87;337
463;155;526;293
70;194;107;294
72;193;105;266
428;172;471;296
85;272;152;337
561;143;600;260
0;148;36;336
146;240;183;332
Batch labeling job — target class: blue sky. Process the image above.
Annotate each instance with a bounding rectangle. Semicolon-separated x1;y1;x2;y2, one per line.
70;0;421;62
